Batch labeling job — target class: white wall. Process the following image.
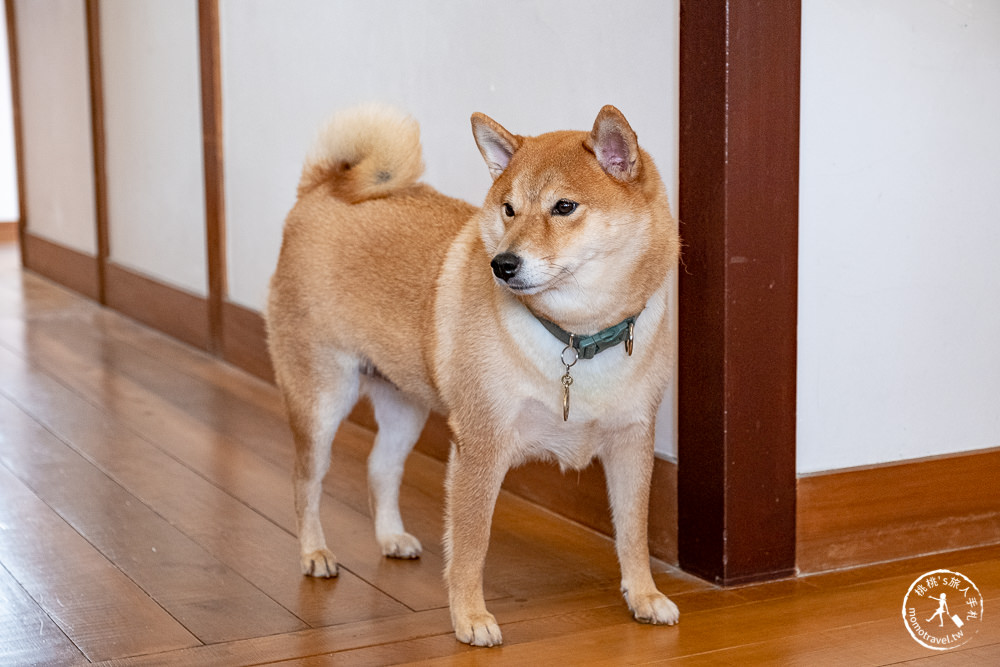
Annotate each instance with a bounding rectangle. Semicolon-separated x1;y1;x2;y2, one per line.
14;0;96;253
16;1;995;472
219;0;679;307
220;0;681;457
798;0;1000;473
0;8;18;221
100;0;207;295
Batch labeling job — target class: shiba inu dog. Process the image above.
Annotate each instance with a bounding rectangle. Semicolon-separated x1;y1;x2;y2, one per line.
267;104;681;646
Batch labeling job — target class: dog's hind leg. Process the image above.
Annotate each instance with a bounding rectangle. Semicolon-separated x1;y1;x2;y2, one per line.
363;378;429;559
284;352;360;578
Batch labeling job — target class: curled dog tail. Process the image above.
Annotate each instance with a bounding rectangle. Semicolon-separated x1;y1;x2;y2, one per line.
298;104;424;202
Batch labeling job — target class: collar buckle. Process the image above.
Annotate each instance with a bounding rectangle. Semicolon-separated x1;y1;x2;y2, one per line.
535;313;640;360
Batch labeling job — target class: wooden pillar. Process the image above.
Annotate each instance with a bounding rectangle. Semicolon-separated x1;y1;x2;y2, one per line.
84;0;109;305
198;0;226;354
677;0;801;585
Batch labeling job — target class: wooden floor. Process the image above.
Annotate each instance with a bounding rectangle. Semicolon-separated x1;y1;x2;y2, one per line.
0;240;996;666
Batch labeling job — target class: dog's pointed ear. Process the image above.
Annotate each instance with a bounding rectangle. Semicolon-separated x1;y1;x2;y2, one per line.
584;105;641;182
471;113;522;180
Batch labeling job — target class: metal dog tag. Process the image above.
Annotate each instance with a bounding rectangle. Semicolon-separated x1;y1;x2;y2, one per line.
561;371;573;421
560;336;578;421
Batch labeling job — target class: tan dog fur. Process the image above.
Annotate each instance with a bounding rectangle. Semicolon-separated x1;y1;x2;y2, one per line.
267;104;681;646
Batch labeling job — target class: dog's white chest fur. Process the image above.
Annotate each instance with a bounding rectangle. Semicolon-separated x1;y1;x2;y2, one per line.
510;397;608;470
465;277;673;471
496;318;646;470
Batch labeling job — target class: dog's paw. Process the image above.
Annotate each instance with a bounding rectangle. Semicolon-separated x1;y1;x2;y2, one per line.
624;589;679;626
300;549;338;578
453;611;503;647
379;532;422;559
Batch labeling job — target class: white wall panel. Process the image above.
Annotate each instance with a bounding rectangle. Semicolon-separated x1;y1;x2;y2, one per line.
101;0;207;295
220;0;681;457
798;0;1000;472
14;0;96;253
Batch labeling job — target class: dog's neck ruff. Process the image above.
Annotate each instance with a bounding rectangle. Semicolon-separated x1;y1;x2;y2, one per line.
532;312;639;360
525;308;641;421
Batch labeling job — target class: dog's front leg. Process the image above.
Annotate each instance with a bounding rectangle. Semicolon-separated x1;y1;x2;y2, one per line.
443;436;507;647
600;426;679;626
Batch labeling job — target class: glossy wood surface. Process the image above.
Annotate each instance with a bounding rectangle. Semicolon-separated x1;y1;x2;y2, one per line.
677;0;800;585
798;448;1000;574
0;243;996;665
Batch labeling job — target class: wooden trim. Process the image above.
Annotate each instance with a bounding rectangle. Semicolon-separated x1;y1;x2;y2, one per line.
505;455;679;564
797;447;1000;574
104;263;211;351
677;0;801;585
4;0;26;261
197;0;226;353
21;233;100;300
84;0;109;305
220;301;274;383
0;220;16;243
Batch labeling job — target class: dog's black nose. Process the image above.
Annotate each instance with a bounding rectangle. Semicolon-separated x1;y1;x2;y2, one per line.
490;252;521;282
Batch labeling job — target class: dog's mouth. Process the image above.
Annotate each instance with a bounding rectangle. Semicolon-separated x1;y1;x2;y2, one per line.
497;278;545;295
490;252;553;295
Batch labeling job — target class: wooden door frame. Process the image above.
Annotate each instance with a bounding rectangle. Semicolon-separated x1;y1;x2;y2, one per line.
677;0;801;585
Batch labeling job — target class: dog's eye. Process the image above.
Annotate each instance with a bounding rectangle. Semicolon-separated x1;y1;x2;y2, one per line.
552;200;578;216
503;203;515;217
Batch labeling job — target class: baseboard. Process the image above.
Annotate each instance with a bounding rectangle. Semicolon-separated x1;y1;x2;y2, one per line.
21;232;101;301
221;300;275;383
504;449;678;564
797;447;1000;573
0;221;17;243
104;262;211;351
21;241;214;354
351;397;679;564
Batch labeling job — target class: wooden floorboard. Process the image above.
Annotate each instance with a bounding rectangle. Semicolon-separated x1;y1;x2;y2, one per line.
1;240;996;665
0;456;198;663
0;393;308;644
0;557;85;666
